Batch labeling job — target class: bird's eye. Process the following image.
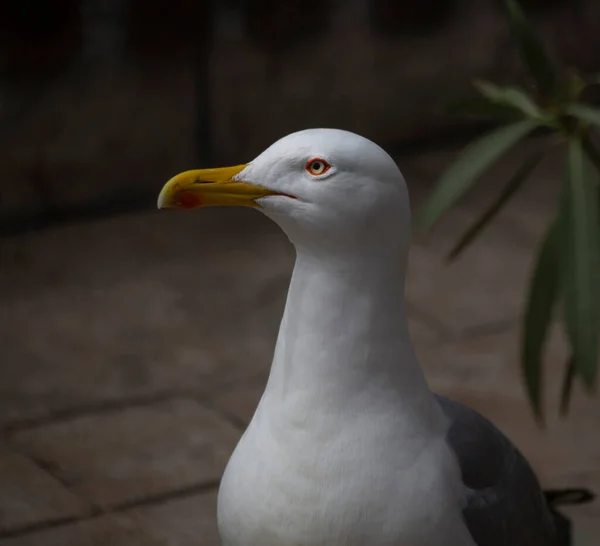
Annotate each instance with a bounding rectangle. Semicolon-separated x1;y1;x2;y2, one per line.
306;158;331;176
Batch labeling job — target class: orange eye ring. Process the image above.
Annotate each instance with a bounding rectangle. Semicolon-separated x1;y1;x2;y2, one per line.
306;158;331;176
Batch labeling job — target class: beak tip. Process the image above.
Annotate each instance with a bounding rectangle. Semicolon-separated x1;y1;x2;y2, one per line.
157;188;169;210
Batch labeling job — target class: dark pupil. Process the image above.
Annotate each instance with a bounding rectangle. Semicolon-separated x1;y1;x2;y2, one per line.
313;162;322;170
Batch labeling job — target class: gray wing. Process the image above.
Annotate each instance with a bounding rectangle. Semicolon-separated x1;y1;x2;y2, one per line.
435;395;559;546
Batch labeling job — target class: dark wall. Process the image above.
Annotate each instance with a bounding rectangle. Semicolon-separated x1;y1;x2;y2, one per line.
0;0;598;232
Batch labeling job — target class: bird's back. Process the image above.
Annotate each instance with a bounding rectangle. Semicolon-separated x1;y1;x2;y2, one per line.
436;395;558;546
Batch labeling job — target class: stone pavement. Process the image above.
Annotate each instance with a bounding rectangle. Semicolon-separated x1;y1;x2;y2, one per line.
0;141;598;545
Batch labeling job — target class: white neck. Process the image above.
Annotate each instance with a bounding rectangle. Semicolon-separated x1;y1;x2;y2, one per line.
260;245;441;430
218;244;465;546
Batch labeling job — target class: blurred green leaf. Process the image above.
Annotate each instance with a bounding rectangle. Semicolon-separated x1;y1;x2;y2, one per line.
445;97;521;119
503;0;558;97
568;104;600;128
560;140;600;389
522;221;560;420
447;151;544;261
564;70;587;102
560;358;576;416
416;120;537;229
474;80;542;119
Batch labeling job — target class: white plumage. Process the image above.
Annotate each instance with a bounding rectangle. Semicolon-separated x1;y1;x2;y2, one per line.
158;129;560;546
216;129;473;546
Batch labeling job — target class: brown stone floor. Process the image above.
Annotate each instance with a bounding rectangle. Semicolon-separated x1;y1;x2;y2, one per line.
0;141;598;545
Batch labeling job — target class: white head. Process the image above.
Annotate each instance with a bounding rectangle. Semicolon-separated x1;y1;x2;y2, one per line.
158;129;411;258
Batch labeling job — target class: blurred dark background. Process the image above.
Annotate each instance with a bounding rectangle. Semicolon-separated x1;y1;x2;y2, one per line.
1;0;599;233
0;1;599;545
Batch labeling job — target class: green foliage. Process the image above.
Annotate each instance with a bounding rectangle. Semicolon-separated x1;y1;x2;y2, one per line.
568;104;600;129
445;97;522;120
418;0;600;420
522;222;560;419
416;120;536;230
473;81;543;120
560;358;576;415
503;0;558;98
446;150;544;262
560;141;600;389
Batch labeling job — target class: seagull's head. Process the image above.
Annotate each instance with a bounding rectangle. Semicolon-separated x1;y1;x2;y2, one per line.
158;129;410;255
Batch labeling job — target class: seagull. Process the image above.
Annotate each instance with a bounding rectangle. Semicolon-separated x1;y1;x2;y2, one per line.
157;128;585;546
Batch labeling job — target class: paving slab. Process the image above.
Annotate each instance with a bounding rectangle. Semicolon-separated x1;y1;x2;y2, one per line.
0;445;89;533
406;238;531;335
0;209;292;426
0;514;163;546
124;491;220;546
8;399;239;508
565;514;599;546
0;491;220;546
420;324;573;400
208;379;264;429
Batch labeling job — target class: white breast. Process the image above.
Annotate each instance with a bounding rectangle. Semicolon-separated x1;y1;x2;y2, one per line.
215;247;477;546
216;401;475;546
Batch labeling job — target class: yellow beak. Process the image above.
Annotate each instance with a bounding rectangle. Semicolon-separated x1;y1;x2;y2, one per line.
157;164;279;210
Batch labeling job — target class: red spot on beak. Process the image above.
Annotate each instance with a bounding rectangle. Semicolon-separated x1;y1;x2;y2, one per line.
179;192;202;209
